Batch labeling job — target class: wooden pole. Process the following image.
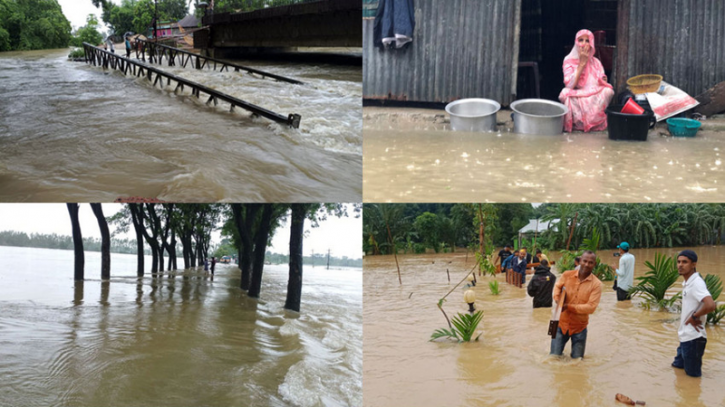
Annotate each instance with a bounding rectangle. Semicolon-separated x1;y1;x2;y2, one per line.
566;212;579;251
386;220;402;285
478;204;485;276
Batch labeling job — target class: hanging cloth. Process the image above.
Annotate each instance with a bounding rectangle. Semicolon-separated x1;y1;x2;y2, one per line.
373;0;415;49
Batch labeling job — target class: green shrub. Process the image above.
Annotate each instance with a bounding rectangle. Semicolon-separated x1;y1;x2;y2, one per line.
68;48;85;59
489;280;500;295
629;253;681;310
431;311;484;342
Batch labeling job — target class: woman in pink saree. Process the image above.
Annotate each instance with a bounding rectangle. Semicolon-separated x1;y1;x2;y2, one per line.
559;29;614;132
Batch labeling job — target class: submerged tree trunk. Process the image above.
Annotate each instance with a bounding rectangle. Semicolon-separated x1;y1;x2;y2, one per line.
233;204;259;291
169;228;177;271
285;204;306;312
90;203;111;280
130;204;144;278
248;205;274;298
67;203;84;281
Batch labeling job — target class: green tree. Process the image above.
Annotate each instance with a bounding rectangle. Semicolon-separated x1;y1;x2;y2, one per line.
414;212;440;253
0;0;71;51
70;14;103;47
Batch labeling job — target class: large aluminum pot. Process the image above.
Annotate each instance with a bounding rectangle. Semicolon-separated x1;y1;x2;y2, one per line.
510;99;568;135
445;98;501;132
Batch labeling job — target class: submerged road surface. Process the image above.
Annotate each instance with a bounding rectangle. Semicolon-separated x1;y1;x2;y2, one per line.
0;49;361;202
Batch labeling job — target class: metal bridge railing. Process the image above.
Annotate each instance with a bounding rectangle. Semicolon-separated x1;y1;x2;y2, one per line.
134;38;304;85
83;43;301;128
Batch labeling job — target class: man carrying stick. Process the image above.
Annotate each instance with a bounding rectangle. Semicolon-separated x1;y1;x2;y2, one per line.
550;251;602;359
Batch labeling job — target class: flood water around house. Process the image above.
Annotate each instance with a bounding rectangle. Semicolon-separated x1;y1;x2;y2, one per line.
363;126;725;203
363;247;725;407
0;48;361;202
0;246;362;407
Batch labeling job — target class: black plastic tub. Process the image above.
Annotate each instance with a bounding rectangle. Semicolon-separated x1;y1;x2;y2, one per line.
606;105;656;141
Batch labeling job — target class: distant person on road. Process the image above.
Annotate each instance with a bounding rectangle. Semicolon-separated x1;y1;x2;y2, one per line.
672;250;716;377
125;36;131;58
527;259;556;308
106;37;115;54
204;257;209;272
497;245;513;272
550;250;602;359
210;256;216;276
614;242;634;301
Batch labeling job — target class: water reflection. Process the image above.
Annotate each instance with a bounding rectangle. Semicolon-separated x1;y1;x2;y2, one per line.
0;246;362;407
363;128;725;202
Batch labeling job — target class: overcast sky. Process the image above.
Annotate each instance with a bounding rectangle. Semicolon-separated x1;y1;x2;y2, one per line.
0;204;362;259
58;0;194;32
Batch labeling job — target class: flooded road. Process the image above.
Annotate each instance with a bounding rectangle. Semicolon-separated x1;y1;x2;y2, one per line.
363;127;725;203
363;248;725;407
0;48;361;202
0;246;362;407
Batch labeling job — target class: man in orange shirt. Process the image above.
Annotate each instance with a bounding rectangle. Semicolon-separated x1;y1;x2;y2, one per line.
550;250;602;358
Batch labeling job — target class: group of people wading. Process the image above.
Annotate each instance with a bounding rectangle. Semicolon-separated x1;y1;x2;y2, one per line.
494;246;716;378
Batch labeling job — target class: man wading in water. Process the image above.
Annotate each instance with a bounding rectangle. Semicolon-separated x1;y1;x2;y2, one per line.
672;250;716;377
550;251;602;358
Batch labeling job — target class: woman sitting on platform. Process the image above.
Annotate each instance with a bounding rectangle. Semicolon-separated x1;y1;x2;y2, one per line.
559;29;614;132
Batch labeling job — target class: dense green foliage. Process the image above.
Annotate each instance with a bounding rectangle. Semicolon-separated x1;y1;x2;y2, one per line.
430;311;483;342
0;230;152;254
92;0;189;37
629;253;681;310
0;0;72;51
70;14;103;47
704;274;725;324
203;0;315;15
364;203;725;255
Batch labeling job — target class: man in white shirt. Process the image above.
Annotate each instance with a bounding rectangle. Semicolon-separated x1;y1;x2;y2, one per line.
614;242;634;301
671;250;717;377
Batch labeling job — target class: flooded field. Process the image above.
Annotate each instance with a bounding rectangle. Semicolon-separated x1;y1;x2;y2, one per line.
363;126;725;203
363;247;725;407
0;246;362;407
0;48;361;202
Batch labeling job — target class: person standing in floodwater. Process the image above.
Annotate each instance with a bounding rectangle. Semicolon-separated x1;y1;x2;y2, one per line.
513;250;528;285
496;245;513;272
614;242;634;301
672;250;717;377
550;250;602;359
527;259;556;308
204;257;209;273
503;249;518;274
210;257;216;276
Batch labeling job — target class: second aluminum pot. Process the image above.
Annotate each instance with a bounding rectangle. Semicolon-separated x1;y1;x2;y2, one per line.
510;99;568;135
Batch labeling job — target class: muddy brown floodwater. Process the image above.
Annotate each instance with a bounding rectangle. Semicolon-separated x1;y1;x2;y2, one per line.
0;49;361;202
363;247;725;407
0;246;362;407
363;125;725;203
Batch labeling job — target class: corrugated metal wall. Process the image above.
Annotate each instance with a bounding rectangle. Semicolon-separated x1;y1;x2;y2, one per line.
363;0;521;105
616;0;725;96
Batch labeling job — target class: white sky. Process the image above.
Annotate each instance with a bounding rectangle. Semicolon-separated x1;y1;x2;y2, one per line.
0;204;362;259
58;0;194;32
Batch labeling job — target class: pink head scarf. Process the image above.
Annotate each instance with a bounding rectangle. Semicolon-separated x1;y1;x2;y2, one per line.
563;29;612;91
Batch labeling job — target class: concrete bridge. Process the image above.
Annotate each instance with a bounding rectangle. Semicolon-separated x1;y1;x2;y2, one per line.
196;0;361;58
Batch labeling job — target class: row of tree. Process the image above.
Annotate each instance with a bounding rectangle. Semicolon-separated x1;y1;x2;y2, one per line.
363;203;725;256
66;203;359;312
0;230;151;254
91;0;189;39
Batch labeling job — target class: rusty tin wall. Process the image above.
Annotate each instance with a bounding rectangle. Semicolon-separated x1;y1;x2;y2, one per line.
363;0;522;105
616;0;725;96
